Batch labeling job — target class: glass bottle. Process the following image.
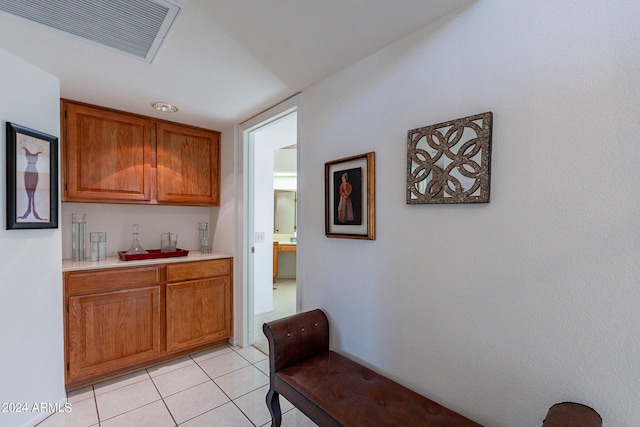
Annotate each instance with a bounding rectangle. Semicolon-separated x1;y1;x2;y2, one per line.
199;222;210;253
71;213;86;261
126;224;148;255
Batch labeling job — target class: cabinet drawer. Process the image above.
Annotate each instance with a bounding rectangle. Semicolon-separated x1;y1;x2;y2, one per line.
66;267;160;295
166;259;231;282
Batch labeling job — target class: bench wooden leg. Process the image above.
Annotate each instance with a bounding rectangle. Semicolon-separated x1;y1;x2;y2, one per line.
266;388;282;427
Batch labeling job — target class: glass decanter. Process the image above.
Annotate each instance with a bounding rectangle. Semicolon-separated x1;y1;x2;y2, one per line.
126;224;148;255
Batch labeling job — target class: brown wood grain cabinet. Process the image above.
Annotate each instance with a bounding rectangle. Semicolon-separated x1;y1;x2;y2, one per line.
156;122;220;206
166;259;232;352
63;101;152;203
67;285;162;384
273;242;296;282
64;258;232;390
61;99;220;206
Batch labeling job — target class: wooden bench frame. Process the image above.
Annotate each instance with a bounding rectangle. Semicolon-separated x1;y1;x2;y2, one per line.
262;309;482;427
262;309;603;426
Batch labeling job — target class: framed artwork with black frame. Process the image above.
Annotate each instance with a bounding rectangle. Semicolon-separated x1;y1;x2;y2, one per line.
324;152;375;240
6;122;59;230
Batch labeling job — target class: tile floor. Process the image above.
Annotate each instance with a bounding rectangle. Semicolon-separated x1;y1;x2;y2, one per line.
253;279;297;355
38;344;317;427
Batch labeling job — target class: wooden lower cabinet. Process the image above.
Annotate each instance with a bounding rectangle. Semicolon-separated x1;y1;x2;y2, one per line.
64;258;232;389
67;286;161;383
167;276;231;352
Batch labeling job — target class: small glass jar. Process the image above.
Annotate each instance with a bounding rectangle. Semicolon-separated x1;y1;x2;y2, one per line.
90;232;107;261
161;232;177;253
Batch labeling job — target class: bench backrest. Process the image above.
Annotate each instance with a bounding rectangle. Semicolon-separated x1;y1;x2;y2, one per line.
263;308;330;372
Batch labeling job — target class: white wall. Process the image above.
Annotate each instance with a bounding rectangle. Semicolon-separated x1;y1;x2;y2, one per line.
0;49;65;427
212;127;236;255
215;126;239;344
299;1;640;426
60;203;212;258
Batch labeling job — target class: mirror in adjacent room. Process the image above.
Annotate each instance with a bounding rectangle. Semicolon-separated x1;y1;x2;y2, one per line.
273;146;297;236
274;190;296;233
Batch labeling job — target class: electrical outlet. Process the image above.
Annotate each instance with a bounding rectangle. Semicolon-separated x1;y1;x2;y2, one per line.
255;232;265;243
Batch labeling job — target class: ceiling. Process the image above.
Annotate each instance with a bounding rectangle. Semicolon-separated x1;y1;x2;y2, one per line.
0;0;472;131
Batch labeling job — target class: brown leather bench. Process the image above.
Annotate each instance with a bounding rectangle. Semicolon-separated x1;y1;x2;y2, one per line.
542;402;602;427
263;309;483;426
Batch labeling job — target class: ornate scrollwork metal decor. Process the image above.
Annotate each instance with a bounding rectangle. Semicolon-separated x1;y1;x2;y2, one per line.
407;112;492;204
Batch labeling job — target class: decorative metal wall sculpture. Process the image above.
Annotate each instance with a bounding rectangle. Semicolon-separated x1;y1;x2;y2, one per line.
407;112;492;204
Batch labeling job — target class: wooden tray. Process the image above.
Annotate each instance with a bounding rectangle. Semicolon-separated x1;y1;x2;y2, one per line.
118;248;189;261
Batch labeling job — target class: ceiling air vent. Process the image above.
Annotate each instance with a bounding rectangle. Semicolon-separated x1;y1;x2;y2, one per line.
0;0;182;62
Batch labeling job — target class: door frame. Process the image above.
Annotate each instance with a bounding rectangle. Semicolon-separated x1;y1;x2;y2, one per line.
234;93;301;347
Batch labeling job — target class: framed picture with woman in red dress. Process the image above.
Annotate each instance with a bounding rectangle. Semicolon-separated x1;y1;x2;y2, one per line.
324;152;375;240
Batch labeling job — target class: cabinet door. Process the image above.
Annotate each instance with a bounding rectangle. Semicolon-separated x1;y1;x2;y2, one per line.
67;286;161;383
63;101;152;202
166;276;231;352
156;122;220;206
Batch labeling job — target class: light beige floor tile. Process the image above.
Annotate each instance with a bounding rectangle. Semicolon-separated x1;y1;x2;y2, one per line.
147;356;195;377
235;345;268;364
214;365;269;400
37;396;98;427
281;408;318;427
280;395;296;413
67;386;93;404
152;363;210;397
189;344;233;363
179;402;253;427
254;358;270;375
100;400;175;427
93;369;150;395
233;384;294;427
196;350;250;379
254;279;296;355
233;384;271;427
164;381;229;425
96;378;161;421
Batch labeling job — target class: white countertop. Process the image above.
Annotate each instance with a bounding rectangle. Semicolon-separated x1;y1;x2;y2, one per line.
62;251;232;272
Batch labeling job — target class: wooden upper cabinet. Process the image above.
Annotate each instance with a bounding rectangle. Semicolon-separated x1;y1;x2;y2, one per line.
156;122;220;206
63;101;152;203
62;100;221;206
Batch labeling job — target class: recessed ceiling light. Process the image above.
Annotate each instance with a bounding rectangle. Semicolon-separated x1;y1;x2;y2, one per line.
151;102;178;112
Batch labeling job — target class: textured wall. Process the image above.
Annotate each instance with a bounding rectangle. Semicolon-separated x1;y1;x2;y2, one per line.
0;49;65;427
299;1;640;425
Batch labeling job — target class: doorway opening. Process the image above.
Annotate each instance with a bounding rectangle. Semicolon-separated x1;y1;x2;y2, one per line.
237;94;301;352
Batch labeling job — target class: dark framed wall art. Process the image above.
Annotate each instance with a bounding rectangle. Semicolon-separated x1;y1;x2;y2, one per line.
6;122;59;229
325;152;375;240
